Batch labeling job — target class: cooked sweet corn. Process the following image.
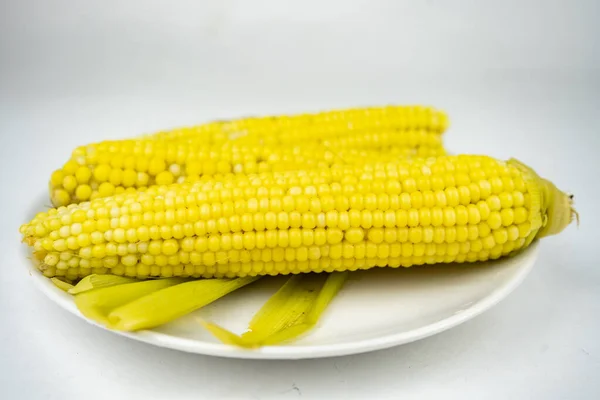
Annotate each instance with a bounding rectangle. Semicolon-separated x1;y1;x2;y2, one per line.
50;136;444;206
146;105;449;143
21;155;575;281
48;105;448;206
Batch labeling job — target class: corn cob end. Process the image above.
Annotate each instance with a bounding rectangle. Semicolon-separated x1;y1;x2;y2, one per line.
508;158;576;238
535;179;577;238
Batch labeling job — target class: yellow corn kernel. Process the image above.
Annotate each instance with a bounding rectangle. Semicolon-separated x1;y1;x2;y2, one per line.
93;164;111;182
75;185;92;201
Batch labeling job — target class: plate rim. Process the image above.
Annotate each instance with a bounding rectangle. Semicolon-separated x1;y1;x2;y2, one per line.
26;242;540;360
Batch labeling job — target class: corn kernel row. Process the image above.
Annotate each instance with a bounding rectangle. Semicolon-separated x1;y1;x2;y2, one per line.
37;243;523;282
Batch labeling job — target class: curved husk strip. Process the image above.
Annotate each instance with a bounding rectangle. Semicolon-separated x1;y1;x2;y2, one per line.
202;272;348;347
68;274;138;295
51;277;74;292
74;278;185;326
107;277;260;331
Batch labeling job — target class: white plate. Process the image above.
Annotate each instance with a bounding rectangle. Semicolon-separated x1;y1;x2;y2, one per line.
26;241;539;359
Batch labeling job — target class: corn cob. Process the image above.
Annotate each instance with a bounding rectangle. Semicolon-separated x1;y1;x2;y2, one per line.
51;137;443;206
21;155;575;281
146;105;449;143
48;105;448;206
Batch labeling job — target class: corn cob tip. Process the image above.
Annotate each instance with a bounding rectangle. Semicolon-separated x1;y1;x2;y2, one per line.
564;193;579;227
509;159;575;238
539;180;575;238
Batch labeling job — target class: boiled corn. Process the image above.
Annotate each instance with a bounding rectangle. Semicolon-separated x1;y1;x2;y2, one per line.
48;105;448;206
146;105;449;143
21;155;574;281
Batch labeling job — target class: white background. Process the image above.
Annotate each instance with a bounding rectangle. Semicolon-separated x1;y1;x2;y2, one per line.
1;1;599;399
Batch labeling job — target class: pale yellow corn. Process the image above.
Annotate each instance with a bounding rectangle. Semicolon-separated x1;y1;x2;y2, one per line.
21;155;574;281
147;105;449;143
48;105;448;206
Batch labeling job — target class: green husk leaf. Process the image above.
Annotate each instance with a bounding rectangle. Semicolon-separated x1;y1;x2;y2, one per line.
74;278;185;326
258;271;349;345
107;277;260;331
199;319;255;348
201;272;349;348
306;271;348;323
50;277;74;292
68;274;138;295
241;274;324;343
